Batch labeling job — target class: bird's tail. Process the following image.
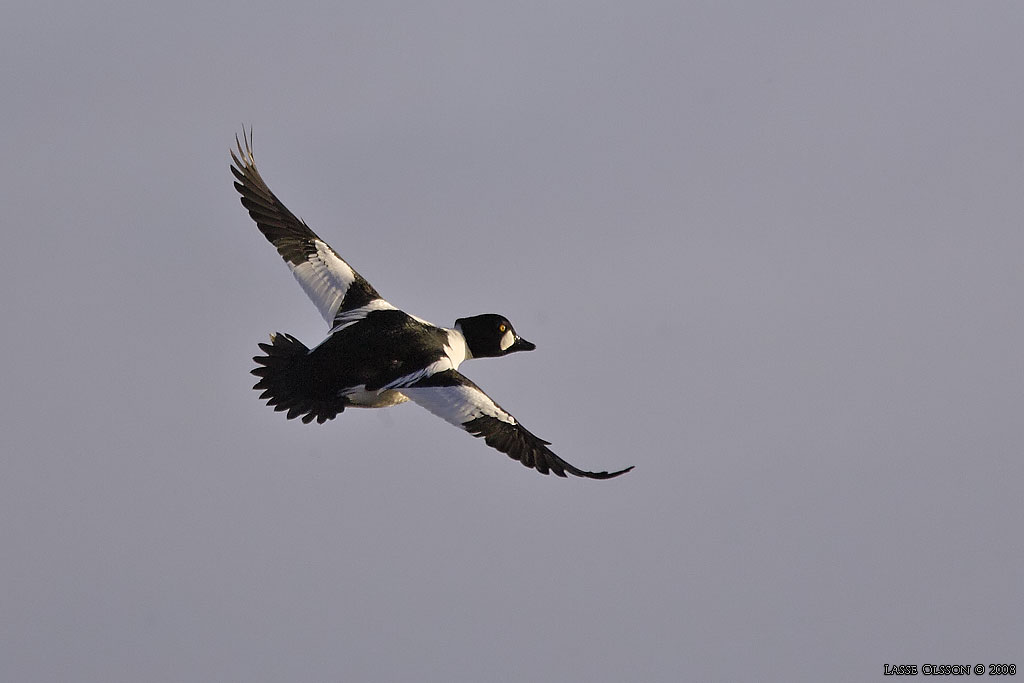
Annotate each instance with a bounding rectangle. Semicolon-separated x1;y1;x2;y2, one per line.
250;333;348;424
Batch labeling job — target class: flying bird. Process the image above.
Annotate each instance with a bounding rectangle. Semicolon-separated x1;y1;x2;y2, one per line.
231;131;633;479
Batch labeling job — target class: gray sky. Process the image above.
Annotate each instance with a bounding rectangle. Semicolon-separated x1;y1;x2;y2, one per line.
3;2;1022;681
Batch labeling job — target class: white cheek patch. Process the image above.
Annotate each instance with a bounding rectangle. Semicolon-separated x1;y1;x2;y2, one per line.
499;330;515;351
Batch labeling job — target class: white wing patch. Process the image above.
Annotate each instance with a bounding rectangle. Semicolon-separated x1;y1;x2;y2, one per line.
327;299;398;335
378;358;455;392
289;239;356;323
403;380;517;428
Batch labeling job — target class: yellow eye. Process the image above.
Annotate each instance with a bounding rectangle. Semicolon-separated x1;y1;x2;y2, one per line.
499;324;507;333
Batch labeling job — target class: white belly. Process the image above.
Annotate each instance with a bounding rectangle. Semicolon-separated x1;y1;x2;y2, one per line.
346;388;410;408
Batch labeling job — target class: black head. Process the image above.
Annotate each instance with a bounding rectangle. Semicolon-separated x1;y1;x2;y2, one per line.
455;314;536;359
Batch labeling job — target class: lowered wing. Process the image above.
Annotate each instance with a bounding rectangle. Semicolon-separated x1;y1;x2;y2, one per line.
401;370;633;479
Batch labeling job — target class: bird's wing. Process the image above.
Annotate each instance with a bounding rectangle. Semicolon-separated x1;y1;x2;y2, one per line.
231;130;385;326
400;370;633;479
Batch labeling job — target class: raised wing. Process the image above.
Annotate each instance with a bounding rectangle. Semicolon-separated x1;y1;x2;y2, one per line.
401;370;633;479
231;130;384;326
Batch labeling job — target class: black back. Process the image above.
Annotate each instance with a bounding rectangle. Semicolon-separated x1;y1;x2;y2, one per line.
309;310;450;394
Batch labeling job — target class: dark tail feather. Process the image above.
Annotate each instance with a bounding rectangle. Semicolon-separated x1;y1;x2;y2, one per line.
251;333;348;424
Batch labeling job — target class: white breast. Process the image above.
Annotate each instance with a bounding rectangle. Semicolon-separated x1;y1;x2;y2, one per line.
443;328;470;368
346;388;410;408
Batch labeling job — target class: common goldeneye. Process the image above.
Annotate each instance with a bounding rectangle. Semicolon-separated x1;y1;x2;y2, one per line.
231;131;632;480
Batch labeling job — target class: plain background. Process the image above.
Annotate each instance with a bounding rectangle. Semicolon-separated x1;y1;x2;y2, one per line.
3;2;1022;681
